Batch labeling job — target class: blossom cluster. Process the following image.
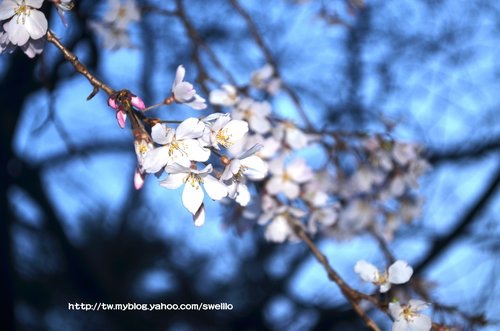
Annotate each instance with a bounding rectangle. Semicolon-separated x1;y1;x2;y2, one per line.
1;2;443;328
0;0;72;57
204;66;430;243
109;61;429;244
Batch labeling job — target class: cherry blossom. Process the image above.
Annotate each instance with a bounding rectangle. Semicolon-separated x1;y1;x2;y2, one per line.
258;198;304;243
251;64;281;94
354;260;413;293
221;145;268;182
160;163;227;219
171;65;207;109
273;121;309;150
142;119;209;173
266;157;313;199
0;0;47;46
104;0;140;30
88;20;134;50
389;300;432;331
232;98;272;134
209;84;239;107
202;113;248;150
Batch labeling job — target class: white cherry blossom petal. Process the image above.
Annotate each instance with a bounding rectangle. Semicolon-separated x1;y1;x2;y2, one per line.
354;260;379;283
408;315;432;331
388;260;413;284
182;139;210;162
26;0;45;8
5;18;30;45
193;204;206;226
182;178;204;214
241;155;268;180
203;175;228;201
0;2;17;20
159;172;186;190
142;146;169;173
176;117;205;140
24;9;47;40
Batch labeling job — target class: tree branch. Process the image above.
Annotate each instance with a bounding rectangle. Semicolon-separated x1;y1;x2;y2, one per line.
46;30;114;98
414;165;500;274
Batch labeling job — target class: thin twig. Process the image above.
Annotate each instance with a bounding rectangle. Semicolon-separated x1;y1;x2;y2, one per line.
175;0;237;87
46;30;114;98
229;0;314;130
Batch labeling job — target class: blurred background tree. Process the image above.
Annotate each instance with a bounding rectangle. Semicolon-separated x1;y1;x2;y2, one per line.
1;0;499;330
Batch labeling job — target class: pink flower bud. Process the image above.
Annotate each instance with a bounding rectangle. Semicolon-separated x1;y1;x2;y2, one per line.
116;110;127;129
131;95;146;111
134;168;145;190
108;96;117;109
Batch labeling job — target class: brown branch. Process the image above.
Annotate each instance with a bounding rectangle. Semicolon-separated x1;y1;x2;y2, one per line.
46;30;114;98
288;220;382;331
174;0;237;88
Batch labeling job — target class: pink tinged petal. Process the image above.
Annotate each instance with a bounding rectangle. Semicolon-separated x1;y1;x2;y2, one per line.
108;96;117;109
176;117;205;140
287;127;308;149
0;2;17;20
21;38;44;58
266;176;284;195
24;9;47;40
209;89;229;105
193;204;206;227
182;180;204;215
388;260;413;284
282;181;300;199
5;18;30;45
172;65;186;90
186;94;207;110
287;158;312;182
354;260;380;283
142;146;169;174
203;175;227;201
26;0;45;9
250;115;271;134
173;81;195;102
264;216;290;243
131;95;146;110
134;168;145;190
160;172;186;190
268;157;285;176
116;110;127;128
408;315;432;331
